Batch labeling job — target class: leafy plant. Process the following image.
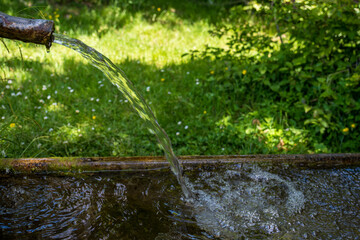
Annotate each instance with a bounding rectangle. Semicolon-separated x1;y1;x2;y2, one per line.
185;0;360;153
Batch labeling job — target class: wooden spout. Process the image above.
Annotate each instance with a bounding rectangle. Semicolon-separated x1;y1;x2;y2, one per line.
0;11;54;49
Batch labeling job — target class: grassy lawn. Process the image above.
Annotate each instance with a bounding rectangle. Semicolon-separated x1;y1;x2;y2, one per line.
1;0;359;158
0;0;229;157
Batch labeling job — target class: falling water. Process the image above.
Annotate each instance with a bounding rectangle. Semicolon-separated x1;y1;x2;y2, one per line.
53;33;191;197
52;34;308;238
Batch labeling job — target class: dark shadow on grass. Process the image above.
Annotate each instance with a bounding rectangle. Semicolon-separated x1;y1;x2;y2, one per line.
1;0;235;37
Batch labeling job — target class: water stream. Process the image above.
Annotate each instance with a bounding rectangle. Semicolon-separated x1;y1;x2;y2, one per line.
51;34;310;238
53;33;191;197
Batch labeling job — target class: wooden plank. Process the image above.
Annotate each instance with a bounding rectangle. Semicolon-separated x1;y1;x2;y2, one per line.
1;154;360;174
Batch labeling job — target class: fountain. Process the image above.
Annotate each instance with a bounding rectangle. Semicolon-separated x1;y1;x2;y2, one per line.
1;12;360;239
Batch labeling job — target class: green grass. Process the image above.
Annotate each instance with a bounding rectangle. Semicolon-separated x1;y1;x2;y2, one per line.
1;0;359;158
0;0;229;158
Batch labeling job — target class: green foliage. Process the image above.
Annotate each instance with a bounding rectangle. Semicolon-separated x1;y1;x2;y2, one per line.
186;0;360;153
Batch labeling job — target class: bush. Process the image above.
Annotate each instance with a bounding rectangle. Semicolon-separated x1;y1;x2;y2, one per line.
185;0;360;153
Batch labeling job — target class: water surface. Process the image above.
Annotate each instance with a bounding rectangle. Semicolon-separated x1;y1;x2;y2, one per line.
1;164;359;239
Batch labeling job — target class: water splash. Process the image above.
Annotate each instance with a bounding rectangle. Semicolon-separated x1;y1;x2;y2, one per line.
53;33;190;196
184;165;305;238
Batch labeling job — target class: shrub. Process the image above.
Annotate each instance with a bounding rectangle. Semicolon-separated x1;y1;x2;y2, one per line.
185;0;360;153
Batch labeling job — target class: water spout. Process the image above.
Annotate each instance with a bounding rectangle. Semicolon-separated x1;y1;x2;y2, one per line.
0;12;54;49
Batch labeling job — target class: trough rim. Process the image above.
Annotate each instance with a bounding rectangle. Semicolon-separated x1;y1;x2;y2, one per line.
1;153;360;174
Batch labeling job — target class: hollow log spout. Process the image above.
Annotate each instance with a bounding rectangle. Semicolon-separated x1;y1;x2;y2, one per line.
0;11;54;49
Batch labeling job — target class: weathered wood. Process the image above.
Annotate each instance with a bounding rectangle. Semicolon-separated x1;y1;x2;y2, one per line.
1;154;359;174
0;12;54;49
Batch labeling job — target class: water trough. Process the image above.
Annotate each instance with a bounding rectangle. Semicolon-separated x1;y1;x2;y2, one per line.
1;154;360;239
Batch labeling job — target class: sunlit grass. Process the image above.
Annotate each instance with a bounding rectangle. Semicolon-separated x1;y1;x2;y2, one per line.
0;1;228;158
